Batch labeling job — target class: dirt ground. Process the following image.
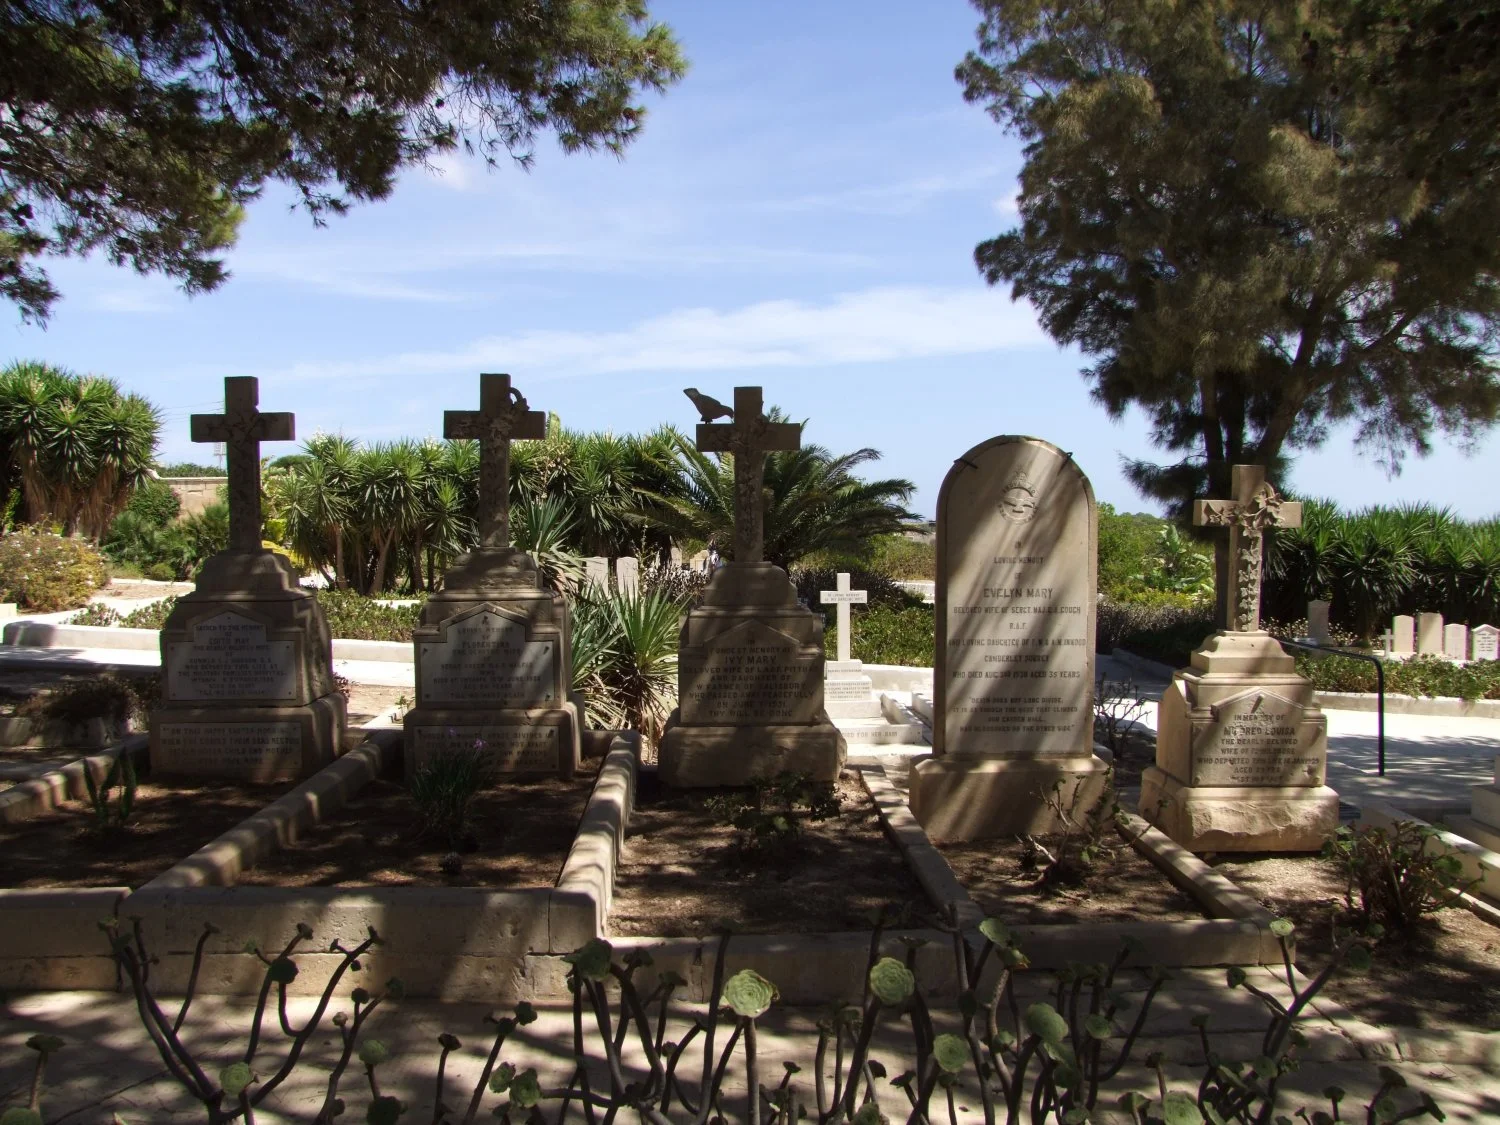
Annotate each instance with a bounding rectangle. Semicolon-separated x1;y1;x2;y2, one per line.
938;832;1207;925
343;683;412;727
1210;852;1500;1031
236;759;601;888
609;771;940;937
0;777;296;889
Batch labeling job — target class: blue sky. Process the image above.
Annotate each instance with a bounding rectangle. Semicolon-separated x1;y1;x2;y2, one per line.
7;0;1498;519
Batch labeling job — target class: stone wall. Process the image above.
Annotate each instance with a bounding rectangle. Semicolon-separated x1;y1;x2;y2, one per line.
165;477;226;518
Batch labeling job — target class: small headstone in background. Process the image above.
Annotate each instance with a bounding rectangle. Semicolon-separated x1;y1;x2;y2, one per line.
1418;612;1444;654
615;556;640;596
0;603;15;620
1391;615;1415;654
669;546;683;569
1472;624;1500;662
1306;600;1330;645
584;556;610;592
1444;623;1470;661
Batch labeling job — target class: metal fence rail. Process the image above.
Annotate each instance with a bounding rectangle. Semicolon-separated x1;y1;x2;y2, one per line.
1278;638;1387;776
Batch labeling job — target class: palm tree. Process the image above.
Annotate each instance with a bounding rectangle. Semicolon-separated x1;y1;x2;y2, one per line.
0;361;159;539
639;420;919;570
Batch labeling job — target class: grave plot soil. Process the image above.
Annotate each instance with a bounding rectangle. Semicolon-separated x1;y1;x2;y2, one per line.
343;683;412;728
0;777;296;889
937;833;1207;925
236;758;602;888
609;771;941;936
1210;853;1500;1032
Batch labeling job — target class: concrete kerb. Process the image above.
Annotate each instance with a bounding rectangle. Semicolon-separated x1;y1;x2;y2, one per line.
1314;691;1500;718
855;767;1282;969
2;619;413;664
553;734;638;945
0;733;150;825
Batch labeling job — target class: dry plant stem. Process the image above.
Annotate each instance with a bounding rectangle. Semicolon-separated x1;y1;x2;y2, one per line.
459;1014;517;1124
173;922;220;1034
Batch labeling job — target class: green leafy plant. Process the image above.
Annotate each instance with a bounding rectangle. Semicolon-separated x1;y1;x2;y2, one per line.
118;596;179;630
69;602;121;626
570;586;684;742
704;770;842;861
0;525;108;610
82;750;137;837
1096;595;1214;666
407;747;491;852
314;589;422;642
831;603;935;666
1325;821;1479;932
1027;769;1129;889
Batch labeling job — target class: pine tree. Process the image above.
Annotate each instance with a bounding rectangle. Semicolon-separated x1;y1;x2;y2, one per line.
0;0;685;322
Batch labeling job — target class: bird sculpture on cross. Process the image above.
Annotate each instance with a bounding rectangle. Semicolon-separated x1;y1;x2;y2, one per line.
690;386;801;564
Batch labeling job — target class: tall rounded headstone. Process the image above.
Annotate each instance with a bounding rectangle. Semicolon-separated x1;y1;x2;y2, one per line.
910;436;1108;840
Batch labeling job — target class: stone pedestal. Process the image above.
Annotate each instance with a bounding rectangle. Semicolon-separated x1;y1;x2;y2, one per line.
1140;631;1337;852
912;755;1110;840
402;547;580;777
823;660;879;720
151;550;347;781
658;563;844;786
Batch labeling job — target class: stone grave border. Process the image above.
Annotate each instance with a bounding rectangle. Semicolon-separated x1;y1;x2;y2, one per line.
1357;800;1500;927
0;733;151;825
0;721;637;998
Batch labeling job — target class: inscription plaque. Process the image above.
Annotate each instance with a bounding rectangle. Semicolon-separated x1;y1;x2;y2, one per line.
157;721;302;777
1473;624;1499;662
165;611;297;702
1192;692;1322;786
417;607;556;707
411;724;560;772
938;439;1095;756
680;620;820;725
824;679;872;703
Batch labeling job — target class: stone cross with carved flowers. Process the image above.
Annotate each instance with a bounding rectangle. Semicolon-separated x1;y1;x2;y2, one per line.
1194;465;1302;632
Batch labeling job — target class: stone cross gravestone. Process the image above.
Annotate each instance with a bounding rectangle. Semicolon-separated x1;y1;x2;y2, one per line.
658;386;843;786
1473;624;1500;662
819;573;879;720
909;436;1108;840
152;377;347;780
1392;615;1416;654
402;373;581;777
820;573;868;664
1140;464;1335;852
615;556;640;596
1418;612;1444;654
1307;600;1330;646
1444;623;1469;661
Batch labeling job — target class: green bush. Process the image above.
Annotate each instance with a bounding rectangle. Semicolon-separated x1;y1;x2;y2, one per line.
834;603;935;666
1298;653;1500;700
0;526;108;610
864;533;935;580
792;564;921;613
118;597;177;630
1325;821;1475;932
156;462;225;478
314;589;421;642
1096;593;1214;666
703;771;841;862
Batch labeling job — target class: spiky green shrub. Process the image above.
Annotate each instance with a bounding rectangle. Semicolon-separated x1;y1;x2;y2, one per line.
571;586;682;741
82;751;137;837
0;525;108;610
407;747;491;851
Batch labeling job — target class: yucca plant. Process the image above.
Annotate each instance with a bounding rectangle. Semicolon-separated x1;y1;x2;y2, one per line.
570;586;685;743
83;751;137;838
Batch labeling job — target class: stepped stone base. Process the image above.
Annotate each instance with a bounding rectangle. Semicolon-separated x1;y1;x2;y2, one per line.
910;754;1110;841
1139;768;1338;852
402;704;581;777
151;694;347;782
657;712;845;787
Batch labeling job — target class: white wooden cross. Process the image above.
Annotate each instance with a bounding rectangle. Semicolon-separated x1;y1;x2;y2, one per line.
190;377;294;551
694;386;802;563
1380;629;1395;655
1193;465;1302;632
444;373;546;549
819;572;868;663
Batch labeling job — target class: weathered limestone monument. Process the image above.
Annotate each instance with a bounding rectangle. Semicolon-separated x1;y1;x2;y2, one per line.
910;436;1107;840
152;377;347;780
658;386;844;786
1140;465;1337;852
403;373;581;776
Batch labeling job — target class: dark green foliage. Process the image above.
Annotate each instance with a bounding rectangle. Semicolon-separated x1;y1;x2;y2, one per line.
406;749;490;852
570;587;683;742
0;526;108;610
18;676;133;725
792;565;921;613
2;2;685;322
703;771;841;861
838;604;936;666
103;497;225;580
1096;596;1214;666
960;0;1500;527
82;751;137;838
0;363;161;539
156;463;226;478
1267;501;1500;637
313;589;421;643
1295;653;1500;700
864;533;935;580
122;479;180;527
1325;822;1477;932
117;597;178;631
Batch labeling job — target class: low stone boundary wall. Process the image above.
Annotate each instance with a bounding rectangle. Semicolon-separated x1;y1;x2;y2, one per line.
0;734;150;825
1315;691;1500;718
3;621;412;664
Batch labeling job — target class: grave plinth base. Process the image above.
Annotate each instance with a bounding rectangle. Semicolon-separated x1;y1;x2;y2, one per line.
401;705;581;778
909;754;1111;841
1139;769;1338;852
657;710;845;787
150;694;346;782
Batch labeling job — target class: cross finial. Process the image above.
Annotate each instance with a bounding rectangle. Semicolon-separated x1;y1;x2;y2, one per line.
1193;465;1302;631
444;373;547;549
693;386;802;564
190;377;294;551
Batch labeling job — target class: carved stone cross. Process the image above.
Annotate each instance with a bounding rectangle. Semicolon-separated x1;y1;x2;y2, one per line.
1193;465;1302;632
444;373;547;550
190;377;294;551
820;572;868;662
695;386;802;564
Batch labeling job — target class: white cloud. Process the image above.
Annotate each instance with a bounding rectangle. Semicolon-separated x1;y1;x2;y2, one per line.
265;285;1047;384
91;288;174;313
764;166;1009;216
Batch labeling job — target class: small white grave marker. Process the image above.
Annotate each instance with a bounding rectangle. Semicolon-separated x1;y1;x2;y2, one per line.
1392;615;1415;654
1445;622;1470;661
819;572;868;663
1418;612;1444;655
1307;600;1330;645
1473;624;1500;662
